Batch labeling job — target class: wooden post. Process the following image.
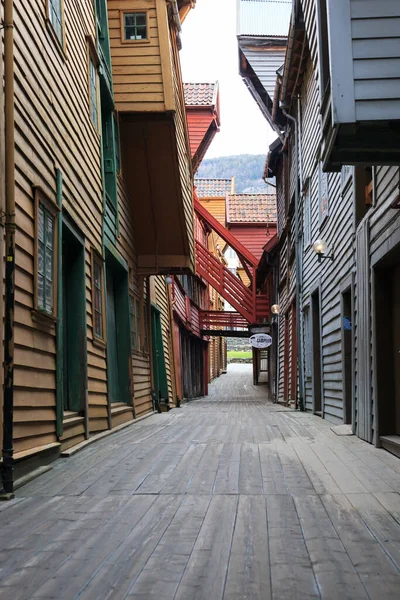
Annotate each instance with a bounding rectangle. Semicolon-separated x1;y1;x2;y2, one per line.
55;170;64;439
1;0;16;498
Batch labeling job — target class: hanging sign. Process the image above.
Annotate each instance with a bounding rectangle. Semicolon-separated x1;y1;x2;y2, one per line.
250;334;272;349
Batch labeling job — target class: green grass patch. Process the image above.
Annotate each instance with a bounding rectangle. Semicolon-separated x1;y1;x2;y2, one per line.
227;351;252;359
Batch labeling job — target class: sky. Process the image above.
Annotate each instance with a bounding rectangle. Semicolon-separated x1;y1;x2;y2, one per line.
180;0;275;159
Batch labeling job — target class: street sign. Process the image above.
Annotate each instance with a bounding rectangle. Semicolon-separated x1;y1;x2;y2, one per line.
250;334;272;349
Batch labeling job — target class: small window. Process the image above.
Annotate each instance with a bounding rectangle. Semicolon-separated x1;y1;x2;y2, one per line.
48;0;64;47
355;166;374;226
136;298;142;352
34;190;58;318
341;165;353;192
122;12;148;41
303;186;311;247
89;55;99;129
143;303;149;354
92;252;106;341
318;162;329;226
129;295;143;352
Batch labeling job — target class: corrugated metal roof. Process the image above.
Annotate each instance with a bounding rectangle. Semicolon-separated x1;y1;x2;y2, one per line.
238;0;292;37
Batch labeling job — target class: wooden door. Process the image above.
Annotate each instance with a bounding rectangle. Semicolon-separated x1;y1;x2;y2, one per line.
311;290;322;416
106;271;120;404
290;302;297;404
283;315;290;404
151;307;169;404
342;288;353;425
393;264;400;435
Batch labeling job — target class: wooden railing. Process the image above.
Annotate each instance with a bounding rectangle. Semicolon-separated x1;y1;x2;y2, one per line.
196;240;255;322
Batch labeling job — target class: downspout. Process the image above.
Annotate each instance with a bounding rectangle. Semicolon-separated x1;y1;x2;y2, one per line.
1;0;15;497
281;106;305;412
169;0;182;50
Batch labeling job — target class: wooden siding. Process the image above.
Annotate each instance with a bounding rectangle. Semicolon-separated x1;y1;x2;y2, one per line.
12;0;104;454
155;276;175;405
228;225;277;261
186;109;215;159
170;26;195;272
349;0;400;122
199;197;227;252
108;0;166;113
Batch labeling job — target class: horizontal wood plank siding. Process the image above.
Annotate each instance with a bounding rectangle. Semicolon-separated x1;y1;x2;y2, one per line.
350;0;400;122
108;0;165;112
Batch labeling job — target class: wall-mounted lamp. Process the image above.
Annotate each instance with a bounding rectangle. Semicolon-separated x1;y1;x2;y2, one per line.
313;239;334;263
165;275;173;285
271;304;281;315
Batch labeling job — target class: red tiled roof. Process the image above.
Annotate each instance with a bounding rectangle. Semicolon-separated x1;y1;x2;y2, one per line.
227;194;277;223
194;178;233;198
184;82;217;106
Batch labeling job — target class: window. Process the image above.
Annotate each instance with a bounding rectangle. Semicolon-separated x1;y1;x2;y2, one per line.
92;252;106;341
354;166;374;226
89;55;99;129
341;166;353;192
304;307;312;379
123;12;147;41
318;162;329;226
129;295;143;352
129;295;137;350
303;186;311;247
143;303;149;354
34;190;58;317
47;0;64;47
136;298;142;351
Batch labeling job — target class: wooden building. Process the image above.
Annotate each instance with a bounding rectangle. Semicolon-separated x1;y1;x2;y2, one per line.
247;0;400;456
1;0;197;489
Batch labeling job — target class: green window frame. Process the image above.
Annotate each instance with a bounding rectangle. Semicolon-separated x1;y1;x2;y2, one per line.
48;0;64;47
89;55;99;129
143;303;149;354
92;251;105;341
122;12;147;41
136;298;142;352
37;203;56;316
129;295;137;351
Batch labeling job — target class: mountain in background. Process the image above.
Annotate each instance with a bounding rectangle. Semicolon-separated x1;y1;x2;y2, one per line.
196;154;275;194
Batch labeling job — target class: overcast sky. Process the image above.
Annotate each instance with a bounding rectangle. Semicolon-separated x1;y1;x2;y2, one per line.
180;0;275;159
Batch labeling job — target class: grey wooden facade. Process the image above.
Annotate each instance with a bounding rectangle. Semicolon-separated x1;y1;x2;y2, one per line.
258;0;400;454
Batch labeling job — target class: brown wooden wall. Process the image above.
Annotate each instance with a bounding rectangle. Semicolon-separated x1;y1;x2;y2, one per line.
155;275;175;406
11;0;104;455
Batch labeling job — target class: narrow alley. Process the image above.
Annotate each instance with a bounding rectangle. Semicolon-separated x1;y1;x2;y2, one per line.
1;365;400;600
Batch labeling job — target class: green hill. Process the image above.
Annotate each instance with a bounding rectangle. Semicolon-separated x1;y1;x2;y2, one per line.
196;154;274;194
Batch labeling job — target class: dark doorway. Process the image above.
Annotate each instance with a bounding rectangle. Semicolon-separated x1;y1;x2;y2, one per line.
62;221;87;413
342;288;353;425
311;290;322;416
151;306;169;406
105;253;131;405
180;328;204;400
375;255;400;456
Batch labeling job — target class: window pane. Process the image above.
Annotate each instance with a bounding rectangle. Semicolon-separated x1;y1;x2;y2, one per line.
89;58;98;129
38;206;45;243
124;12;147;40
49;0;63;44
37;204;54;314
38;274;45;310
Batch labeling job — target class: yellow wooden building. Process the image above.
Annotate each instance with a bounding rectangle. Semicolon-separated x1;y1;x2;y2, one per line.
0;0;196;491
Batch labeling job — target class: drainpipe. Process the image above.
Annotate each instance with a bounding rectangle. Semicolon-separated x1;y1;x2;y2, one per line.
1;0;16;497
281;105;305;412
169;1;182;50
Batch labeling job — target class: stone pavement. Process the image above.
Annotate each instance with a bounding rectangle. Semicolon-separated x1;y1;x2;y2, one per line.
1;364;400;599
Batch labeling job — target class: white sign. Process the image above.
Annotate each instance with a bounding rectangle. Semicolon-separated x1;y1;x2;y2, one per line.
250;334;272;349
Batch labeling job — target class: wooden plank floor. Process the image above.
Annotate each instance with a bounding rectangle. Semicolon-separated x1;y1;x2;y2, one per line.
1;364;400;599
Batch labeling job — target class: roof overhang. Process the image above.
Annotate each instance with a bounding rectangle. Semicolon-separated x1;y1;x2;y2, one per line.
264;138;283;179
